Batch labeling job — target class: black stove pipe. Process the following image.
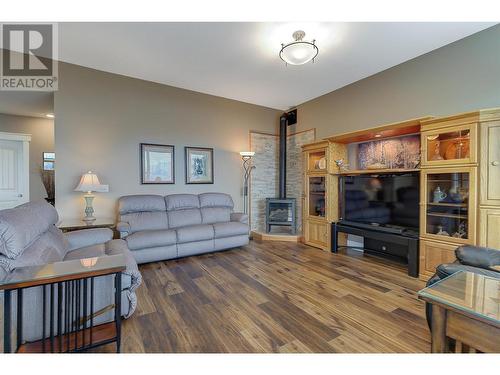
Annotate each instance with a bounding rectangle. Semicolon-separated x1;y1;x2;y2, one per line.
279;113;288;199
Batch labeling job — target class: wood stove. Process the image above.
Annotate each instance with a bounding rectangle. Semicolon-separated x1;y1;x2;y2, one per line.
266;198;296;234
264;111;297;234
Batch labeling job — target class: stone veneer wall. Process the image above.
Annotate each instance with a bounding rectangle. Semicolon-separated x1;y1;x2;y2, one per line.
249;129;315;234
249;132;278;233
285;130;315;234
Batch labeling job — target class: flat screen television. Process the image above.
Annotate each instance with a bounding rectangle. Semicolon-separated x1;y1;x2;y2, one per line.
340;173;419;231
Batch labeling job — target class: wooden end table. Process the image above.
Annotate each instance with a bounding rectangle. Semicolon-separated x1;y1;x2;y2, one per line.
57;218;118;239
1;255;125;353
418;271;500;353
57;218;116;233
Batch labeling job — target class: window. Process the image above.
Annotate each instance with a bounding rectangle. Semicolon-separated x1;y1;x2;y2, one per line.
43;152;55;170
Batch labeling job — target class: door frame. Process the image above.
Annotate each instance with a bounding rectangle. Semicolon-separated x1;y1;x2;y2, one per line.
0;131;31;205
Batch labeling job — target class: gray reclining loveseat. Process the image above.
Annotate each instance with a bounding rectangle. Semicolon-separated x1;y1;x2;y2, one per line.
0;201;142;348
117;193;249;264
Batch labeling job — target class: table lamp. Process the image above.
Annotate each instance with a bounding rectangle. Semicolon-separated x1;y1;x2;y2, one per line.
74;171;109;223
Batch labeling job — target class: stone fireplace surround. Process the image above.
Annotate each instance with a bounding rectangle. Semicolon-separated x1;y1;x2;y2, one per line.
249;129;315;234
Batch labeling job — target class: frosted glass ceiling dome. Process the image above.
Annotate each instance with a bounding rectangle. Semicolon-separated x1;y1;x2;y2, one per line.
279;30;319;66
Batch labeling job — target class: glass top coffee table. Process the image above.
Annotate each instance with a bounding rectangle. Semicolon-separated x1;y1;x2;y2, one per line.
418;271;500;353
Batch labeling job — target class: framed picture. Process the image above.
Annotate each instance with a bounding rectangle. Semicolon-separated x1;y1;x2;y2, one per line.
140;143;175;184
185;147;214;184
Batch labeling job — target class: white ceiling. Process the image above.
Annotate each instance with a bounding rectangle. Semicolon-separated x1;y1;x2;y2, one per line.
0;22;496;116
56;22;495;110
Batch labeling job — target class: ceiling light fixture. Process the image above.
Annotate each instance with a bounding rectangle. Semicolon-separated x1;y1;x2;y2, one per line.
46;113;55;118
279;30;319;66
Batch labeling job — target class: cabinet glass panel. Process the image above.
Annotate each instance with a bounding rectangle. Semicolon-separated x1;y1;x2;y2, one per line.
308;151;327;172
309;176;326;217
426;172;469;239
426;129;470;163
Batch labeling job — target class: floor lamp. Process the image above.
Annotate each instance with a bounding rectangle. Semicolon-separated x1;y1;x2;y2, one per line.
240;151;255;215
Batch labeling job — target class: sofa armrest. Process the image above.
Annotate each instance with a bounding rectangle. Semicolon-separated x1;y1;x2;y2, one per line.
116;221;131;238
455;245;500;272
65;228;113;251
106;239;142;291
230;212;248;225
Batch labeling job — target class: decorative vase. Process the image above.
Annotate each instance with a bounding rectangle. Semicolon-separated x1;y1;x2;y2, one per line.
433;187;447;203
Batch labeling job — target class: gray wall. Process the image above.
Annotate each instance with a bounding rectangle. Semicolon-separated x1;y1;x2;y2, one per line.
54;63;280;220
0;113;54;202
295;24;500;138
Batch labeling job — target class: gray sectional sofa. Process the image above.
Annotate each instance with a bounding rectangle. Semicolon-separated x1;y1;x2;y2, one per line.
117;193;249;264
0;201;142;346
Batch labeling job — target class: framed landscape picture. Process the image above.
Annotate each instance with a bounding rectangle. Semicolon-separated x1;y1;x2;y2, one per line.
185;147;214;184
140;143;175;184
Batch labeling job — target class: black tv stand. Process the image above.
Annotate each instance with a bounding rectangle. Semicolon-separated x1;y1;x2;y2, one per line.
338;220;407;235
332;221;419;278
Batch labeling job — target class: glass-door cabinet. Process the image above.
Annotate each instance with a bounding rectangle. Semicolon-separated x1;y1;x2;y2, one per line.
420;167;477;244
307;176;326;218
421;123;477;167
302;140;332;251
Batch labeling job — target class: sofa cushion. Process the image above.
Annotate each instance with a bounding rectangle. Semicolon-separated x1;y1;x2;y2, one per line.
0;201;60;259
120;211;169;234
176;224;214;244
125;229;177;250
130;245;178;264
168;209;202;229
199;193;234;209
213;222;249;239
201;207;231;224
0;226;67;273
118;195;166;215
165;194;200;211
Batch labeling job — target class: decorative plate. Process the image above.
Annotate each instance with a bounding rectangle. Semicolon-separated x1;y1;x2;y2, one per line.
318;157;327;170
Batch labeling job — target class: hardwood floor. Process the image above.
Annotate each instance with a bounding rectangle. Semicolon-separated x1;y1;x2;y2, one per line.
96;240;431;353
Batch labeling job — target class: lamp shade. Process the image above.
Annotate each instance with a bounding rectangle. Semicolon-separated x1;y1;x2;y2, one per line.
239;151;255;157
74;171;107;193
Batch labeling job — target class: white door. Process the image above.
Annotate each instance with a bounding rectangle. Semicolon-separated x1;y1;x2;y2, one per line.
0;133;30;210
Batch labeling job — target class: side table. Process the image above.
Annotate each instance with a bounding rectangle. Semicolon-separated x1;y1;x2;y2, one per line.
57;218;118;239
57;218;116;233
1;255;125;353
418;270;500;353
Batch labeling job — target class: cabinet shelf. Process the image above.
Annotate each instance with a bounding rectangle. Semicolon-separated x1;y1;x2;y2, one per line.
310;168;327;172
426;212;468;219
339;168;419;176
427;202;467;208
427;179;469;183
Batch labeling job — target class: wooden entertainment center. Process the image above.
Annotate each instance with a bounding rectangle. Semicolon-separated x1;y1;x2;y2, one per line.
302;108;500;280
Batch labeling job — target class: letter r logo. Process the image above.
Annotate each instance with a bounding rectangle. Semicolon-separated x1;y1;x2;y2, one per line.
2;24;53;76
